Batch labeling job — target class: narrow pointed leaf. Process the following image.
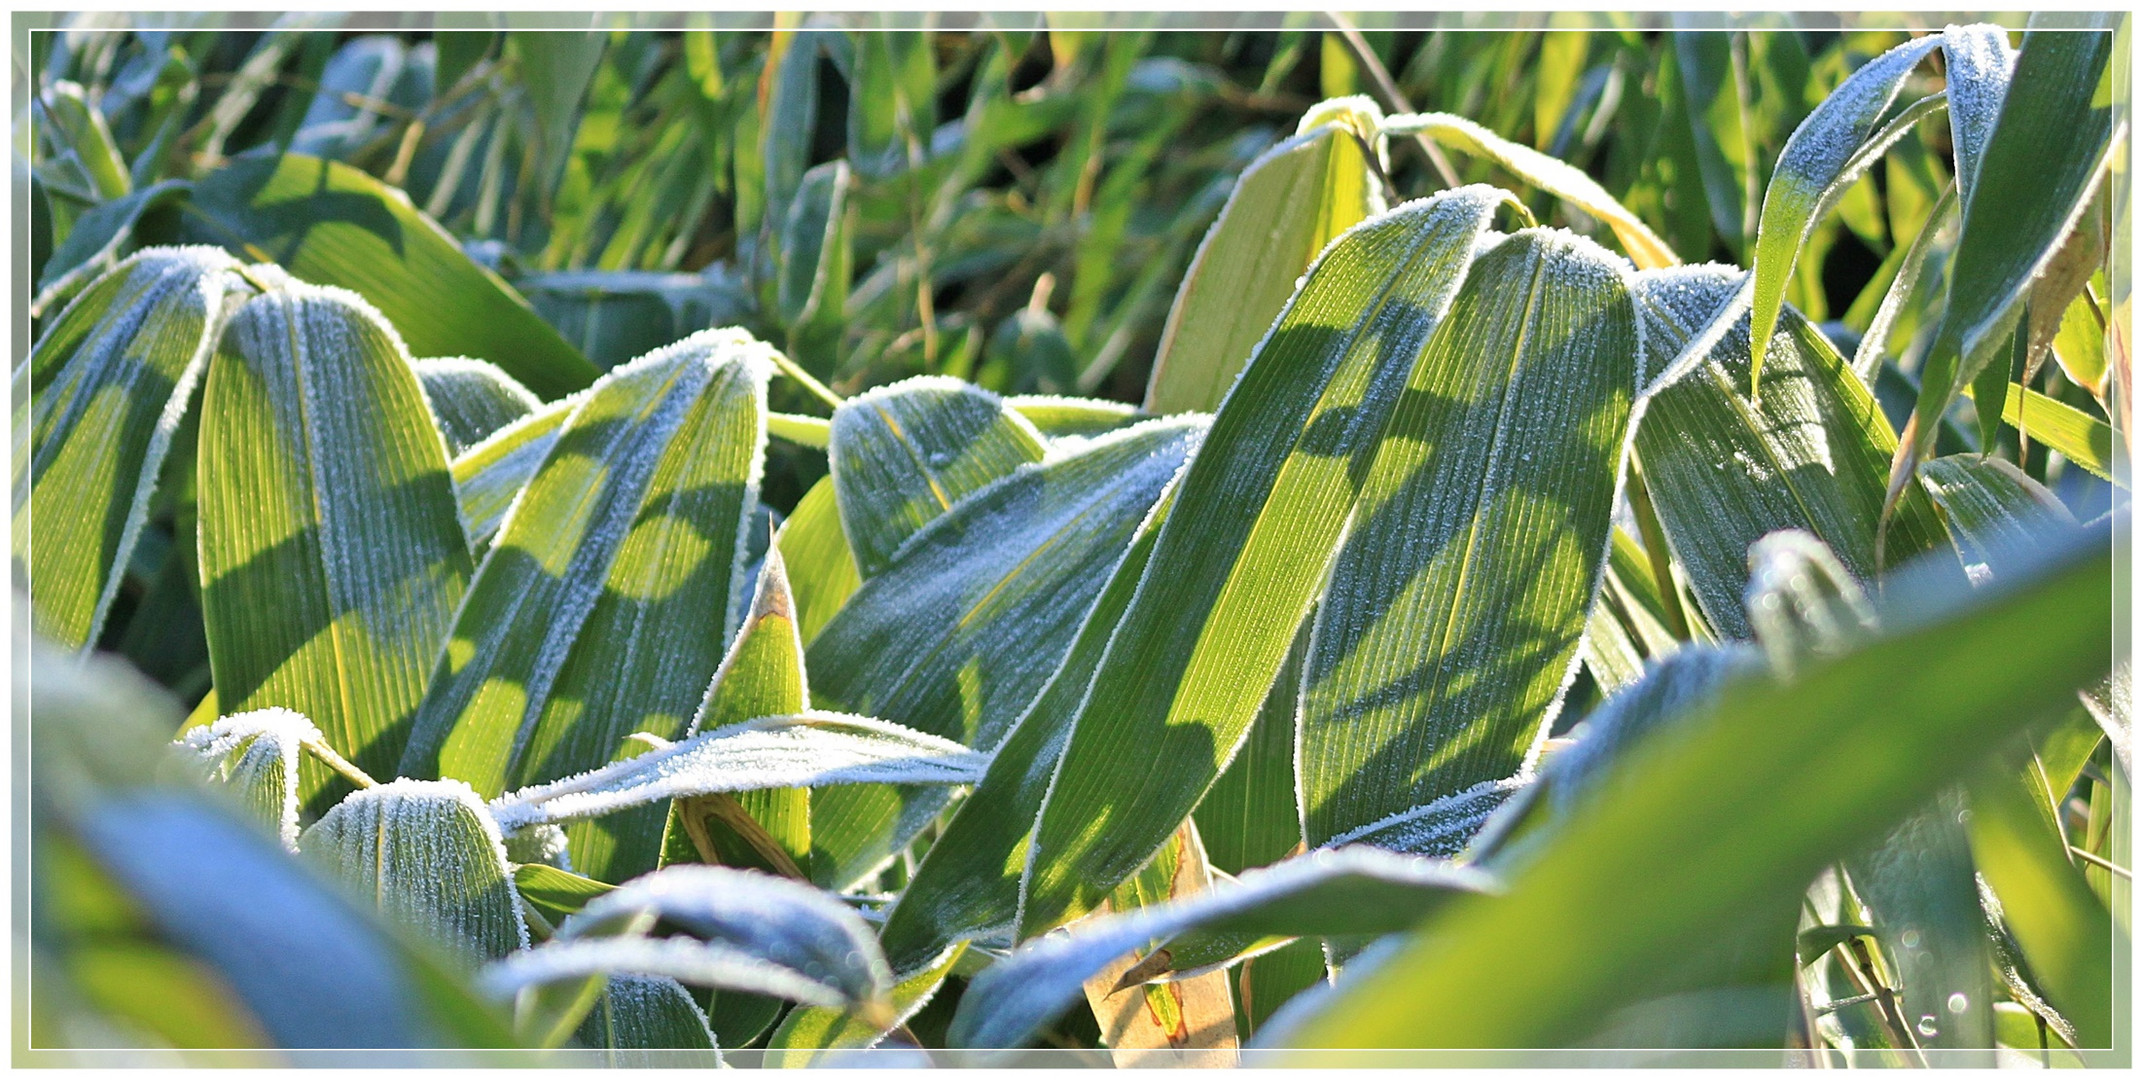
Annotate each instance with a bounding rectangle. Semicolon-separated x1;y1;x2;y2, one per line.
950;848;1495;1050
488;713;987;834
415;356;541;456
180;152;598;398
31;180;194;319
1746;32;1945;392
300;778;530;966
1144;115;1384;415
1299;228;1640;849
1920;454;2078;576
828;375;1047;577
1006;394;1145;438
1971;379;2123;485
663;546;812;875
1264;523;2113;1051
18;246;245;649
401;330;772;882
1194;626;1309;876
1629;266;1954;640
1382;112;1678;270
1019;186;1510;937
808;417;1204;889
199;276;474;800
513;864;615;925
1327;775;1529;858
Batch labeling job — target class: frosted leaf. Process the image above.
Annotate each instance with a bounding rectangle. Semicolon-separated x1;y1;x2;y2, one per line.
481;935;841;1007
572;973;721;1060
413;355;541;456
174;706;322;850
563;864;890;1005
1323;775;1531;857
1743;530;1879;676
504;824;575;871
300;778;530;966
1940;25;2018;201
489;712;987;833
446;397;576;551
947;847;1495;1050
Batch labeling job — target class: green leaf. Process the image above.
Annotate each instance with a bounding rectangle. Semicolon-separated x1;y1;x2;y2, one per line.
1019;185;1509;937
31;180;194;318
180;152;599;398
1262;523;2114;1051
1382;112;1678;269
414;357;541;456
776;160;852;330
18;247;246;650
300;778;530;966
949;849;1494;1050
198;275;473;802
844;30;936;179
1299;227;1639;849
508;31;606;207
808;417;1203;889
828;375;1047;578
1896;23;2118;483
875;503;1169;977
1143;114;1384;415
573;974;721;1059
447;397;575;552
487;712;987;835
1968;380;2123;485
42;80;131;202
1005;393;1146;439
1194;625;1309;876
765;942;969;1065
1673;32;1754;256
1629;266;1955;640
662;546;812;877
513;863;615;925
1847;789;1995;1054
773;476;859;645
400;330;772;882
517;270;755;373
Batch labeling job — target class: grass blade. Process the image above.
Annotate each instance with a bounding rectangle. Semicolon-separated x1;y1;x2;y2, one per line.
414;356;541;456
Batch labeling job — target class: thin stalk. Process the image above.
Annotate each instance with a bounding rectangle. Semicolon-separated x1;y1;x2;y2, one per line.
1323;14;1463;190
303;739;380;789
769;348;843;410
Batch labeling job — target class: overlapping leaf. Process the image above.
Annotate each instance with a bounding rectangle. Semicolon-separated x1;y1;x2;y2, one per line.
18;247;247;650
1298;227;1639;849
197;275;473;800
572;974;720;1061
447;398;575;552
174;707;327;851
414;357;541;455
1019;186;1512;937
827;375;1047;577
400;330;772;882
1144;101;1385;415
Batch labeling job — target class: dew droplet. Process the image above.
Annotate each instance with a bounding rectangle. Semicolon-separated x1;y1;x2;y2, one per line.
1900;928;1922;948
1947;992;1969;1015
1916;1016;1938;1038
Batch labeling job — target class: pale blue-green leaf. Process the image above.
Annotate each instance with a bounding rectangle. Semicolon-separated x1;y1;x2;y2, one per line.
572;974;722;1060
174;706;323;851
446;396;575;552
415;356;541;456
1007;393;1146;439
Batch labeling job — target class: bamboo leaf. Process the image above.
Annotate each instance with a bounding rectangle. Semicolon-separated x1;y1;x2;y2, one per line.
1382;112;1678;270
198;275;474;802
807;416;1203;890
661;545;812;877
1629;266;1955;640
1020;187;1511;936
1895;22;2119;487
1919;454;2077;578
950;848;1495;1050
573;974;721;1060
400;330;772;882
513;864;615;925
414;357;541;456
1006;393;1146;439
1262;522;2114;1051
299;778;530;967
828;375;1047;578
1144;110;1385;415
875;503;1170;977
1970;380;2123;484
1194;625;1309;876
1298;227;1640;850
765;942;969;1065
180;152;599;398
18;247;246;649
31;180;194;319
487;712;987;835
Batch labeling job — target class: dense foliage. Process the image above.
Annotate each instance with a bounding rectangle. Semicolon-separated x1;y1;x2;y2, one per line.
19;14;2129;1066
